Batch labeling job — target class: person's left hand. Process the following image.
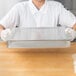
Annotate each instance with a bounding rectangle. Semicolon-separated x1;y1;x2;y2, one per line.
65;28;76;41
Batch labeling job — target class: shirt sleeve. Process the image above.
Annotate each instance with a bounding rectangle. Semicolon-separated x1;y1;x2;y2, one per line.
59;3;76;27
0;4;20;29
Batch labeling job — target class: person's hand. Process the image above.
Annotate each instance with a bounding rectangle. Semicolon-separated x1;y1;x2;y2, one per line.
0;29;11;41
65;28;76;41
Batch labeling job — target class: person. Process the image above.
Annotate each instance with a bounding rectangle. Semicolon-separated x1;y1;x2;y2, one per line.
0;0;76;41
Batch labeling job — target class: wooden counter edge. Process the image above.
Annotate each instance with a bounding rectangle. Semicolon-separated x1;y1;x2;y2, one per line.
0;42;76;53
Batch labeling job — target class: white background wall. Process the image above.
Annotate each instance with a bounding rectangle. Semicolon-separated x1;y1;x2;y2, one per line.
0;0;22;19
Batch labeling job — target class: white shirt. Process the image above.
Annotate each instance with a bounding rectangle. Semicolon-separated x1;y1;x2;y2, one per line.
0;0;76;28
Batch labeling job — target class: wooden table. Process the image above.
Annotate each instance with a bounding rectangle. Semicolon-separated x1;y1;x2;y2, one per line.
0;42;76;76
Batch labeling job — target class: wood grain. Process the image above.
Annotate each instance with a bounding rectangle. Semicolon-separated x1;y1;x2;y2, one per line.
0;42;76;76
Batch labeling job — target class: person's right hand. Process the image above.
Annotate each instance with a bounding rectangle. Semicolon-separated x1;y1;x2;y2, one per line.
0;29;11;41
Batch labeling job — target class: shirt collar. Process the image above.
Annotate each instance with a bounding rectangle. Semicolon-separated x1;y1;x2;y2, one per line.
28;0;48;15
